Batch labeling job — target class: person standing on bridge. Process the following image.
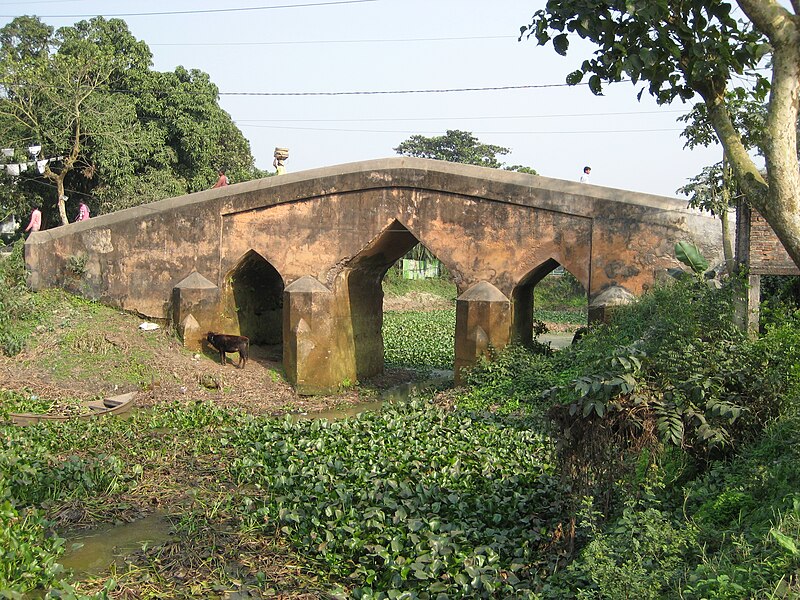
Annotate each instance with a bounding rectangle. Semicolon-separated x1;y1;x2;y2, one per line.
580;165;591;183
213;169;229;188
75;201;90;222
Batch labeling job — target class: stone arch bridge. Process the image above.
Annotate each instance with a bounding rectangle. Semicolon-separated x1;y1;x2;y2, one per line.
25;158;723;393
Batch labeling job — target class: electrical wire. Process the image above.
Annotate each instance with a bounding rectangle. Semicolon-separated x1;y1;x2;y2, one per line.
234;123;684;134
0;79;589;96
234;109;689;123
219;83;585;96
150;35;515;46
0;0;379;19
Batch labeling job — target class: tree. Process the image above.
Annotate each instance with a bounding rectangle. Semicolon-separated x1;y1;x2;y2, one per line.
394;129;537;173
0;16;262;226
0;17;142;225
677;92;768;271
522;1;800;269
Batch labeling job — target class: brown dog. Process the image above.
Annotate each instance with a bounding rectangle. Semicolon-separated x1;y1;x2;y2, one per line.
206;332;249;368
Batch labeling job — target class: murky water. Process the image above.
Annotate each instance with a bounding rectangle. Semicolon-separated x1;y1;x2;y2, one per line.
59;513;173;577
539;332;574;349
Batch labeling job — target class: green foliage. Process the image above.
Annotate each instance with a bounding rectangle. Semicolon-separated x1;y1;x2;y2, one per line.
534;271;587;312
393;129;537;172
0;500;65;593
560;501;694;599
459;345;574;414
759;276;800;329
0;15;261;223
0;240;33;355
229;401;564;597
678;415;800;598
522;0;800;275
66;253;87;276
382;273;457;300
0;389;73;417
0;433;125;507
383;309;455;370
522;1;769;106
675;241;710;276
554;277;790;456
394;130;511;168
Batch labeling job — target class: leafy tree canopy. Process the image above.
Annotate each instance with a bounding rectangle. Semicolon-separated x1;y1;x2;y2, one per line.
0;15;261;229
522;0;800;269
394;129;537;173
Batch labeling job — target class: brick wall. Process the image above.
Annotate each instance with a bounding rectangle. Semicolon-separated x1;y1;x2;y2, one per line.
748;208;800;275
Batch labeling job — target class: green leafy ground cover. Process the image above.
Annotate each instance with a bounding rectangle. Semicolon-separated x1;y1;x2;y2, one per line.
383;310;456;370
229;402;564;597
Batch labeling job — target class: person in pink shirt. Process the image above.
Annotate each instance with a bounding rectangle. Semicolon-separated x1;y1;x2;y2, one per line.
213;169;229;188
75;201;90;222
24;206;41;235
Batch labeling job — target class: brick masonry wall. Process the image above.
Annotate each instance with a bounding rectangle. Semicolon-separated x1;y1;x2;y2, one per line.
749;208;800;275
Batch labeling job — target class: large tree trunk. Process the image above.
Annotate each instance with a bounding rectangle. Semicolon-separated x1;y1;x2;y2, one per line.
731;0;800;268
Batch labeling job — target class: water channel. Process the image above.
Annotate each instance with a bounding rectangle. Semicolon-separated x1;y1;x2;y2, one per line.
57;332;574;577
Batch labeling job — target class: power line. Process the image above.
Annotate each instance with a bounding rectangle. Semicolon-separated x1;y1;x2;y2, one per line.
220;83;583;96
234;124;684;134
0;0;378;18
234;109;688;123
150;35;515;47
0;79;589;96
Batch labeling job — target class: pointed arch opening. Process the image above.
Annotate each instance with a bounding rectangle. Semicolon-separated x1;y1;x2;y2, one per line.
344;219;456;378
228;250;284;352
512;258;588;347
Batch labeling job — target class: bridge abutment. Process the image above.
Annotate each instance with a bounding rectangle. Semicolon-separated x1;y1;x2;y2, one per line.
172;272;221;351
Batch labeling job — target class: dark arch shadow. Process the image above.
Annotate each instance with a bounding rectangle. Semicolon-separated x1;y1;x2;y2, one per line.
512;258;587;347
229;250;284;349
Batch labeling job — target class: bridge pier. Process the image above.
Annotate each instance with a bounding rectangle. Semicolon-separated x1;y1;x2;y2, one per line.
283;276;354;395
172;272;221;351
454;281;512;384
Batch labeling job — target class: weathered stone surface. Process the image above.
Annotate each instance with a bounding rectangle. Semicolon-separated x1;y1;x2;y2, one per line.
24;157;725;393
455;281;511;384
588;285;637;323
178;314;201;350
171;272;220;350
283;276;350;395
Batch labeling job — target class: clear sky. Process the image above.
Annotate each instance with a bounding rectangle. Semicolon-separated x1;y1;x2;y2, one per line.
0;0;725;198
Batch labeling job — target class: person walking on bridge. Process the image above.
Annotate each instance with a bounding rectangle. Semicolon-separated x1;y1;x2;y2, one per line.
24;206;41;235
75;201;90;222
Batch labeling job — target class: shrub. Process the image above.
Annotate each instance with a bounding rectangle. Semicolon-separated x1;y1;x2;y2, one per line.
560;501;694;599
0;239;33;355
459;344;574;414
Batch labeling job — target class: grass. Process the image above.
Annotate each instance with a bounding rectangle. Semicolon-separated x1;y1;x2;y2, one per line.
382;272;458;299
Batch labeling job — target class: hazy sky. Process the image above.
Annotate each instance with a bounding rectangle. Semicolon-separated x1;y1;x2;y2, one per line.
1;0;725;198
